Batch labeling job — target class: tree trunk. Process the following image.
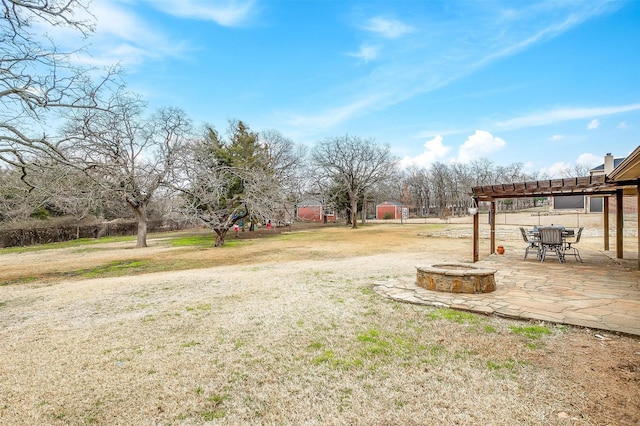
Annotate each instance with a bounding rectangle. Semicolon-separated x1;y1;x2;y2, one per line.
214;228;227;247
350;198;358;229
133;204;148;248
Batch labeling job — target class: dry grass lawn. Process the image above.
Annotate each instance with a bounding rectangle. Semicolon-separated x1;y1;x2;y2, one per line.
0;218;639;425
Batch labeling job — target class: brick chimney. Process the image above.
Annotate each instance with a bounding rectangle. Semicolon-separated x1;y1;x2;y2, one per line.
604;153;614;175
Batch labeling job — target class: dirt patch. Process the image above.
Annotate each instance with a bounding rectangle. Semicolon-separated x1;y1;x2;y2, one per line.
0;219;638;425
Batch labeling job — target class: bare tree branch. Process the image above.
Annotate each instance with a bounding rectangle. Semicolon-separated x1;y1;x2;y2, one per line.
1;0;120;168
312;135;397;228
63;92;192;247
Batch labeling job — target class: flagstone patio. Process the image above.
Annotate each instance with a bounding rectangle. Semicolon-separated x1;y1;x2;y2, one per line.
374;245;640;336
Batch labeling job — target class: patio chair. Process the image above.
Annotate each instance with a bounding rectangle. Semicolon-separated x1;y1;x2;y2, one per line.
539;227;565;263
519;227;540;260
563;227;583;262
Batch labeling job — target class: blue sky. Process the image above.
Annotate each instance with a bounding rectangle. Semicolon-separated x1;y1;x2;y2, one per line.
64;0;639;177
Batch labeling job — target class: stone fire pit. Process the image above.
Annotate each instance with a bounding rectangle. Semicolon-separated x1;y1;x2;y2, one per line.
416;263;496;294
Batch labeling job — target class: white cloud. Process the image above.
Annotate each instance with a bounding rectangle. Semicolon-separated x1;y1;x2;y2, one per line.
618;121;629;129
362;17;415;39
550;134;564;140
576;153;600;167
146;0;256;26
456;130;506;163
541;161;571;178
399;135;450;169
587;119;600;129
522;161;537;174
346;45;380;62
494;103;640;130
538;154;600;178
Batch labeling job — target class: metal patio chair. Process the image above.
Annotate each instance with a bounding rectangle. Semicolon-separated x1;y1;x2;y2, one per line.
519;227;540;260
539;227;565;263
563;227;583;262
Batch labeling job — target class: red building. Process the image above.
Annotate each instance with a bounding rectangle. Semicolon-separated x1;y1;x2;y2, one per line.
297;199;337;223
376;201;404;219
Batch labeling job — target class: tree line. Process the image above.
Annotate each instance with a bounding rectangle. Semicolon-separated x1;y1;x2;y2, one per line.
1;1;549;248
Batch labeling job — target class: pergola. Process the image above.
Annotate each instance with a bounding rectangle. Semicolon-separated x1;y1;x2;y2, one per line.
470;146;640;270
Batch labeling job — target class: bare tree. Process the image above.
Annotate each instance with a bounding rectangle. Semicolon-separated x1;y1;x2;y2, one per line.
312;135;397;229
561;163;596;178
450;163;474;215
403;166;431;216
261;129;307;196
65;92;191;247
398;157;541;218
428;162;454;219
0;164;46;221
1;0;118;169
175;122;280;247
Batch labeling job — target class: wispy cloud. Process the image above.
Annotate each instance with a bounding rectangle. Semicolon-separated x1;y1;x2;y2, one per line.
471;2;616;70
285;95;384;131
494;103;640;130
362;17;415;39
67;0;191;68
145;0;257;27
70;0;257;69
346;45;380;63
550;134;565;141
293;1;622;133
416;128;467;139
587;119;600;130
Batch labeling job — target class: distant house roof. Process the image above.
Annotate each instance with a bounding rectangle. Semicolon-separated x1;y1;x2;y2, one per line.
609;146;640;182
298;199;322;206
376;201;403;207
590;158;625;172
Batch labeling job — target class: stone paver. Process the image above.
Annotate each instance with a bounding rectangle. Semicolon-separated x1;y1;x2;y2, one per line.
373;248;640;335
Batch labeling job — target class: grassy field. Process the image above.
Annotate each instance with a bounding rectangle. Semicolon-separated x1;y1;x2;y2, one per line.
0;221;638;425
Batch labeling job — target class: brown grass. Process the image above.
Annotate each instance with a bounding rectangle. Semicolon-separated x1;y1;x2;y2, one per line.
0;218;638;425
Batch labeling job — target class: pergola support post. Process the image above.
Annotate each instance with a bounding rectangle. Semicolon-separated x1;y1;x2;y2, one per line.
604;196;610;251
616;189;623;259
490;200;496;254
473;197;479;263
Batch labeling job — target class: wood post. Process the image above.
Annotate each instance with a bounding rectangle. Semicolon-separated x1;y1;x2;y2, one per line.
616;189;623;259
473;197;479;263
603;196;609;251
490;200;496;254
